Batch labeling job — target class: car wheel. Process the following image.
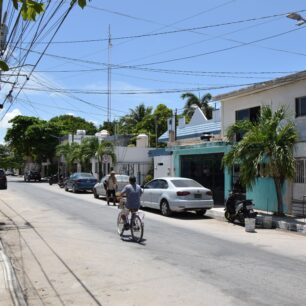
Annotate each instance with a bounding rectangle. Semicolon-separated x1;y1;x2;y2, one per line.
93;188;99;199
64;185;69;192
160;200;172;217
196;209;207;216
72;185;78;193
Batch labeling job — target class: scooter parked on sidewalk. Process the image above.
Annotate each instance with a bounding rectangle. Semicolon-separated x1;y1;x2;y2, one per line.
224;190;257;224
48;174;58;185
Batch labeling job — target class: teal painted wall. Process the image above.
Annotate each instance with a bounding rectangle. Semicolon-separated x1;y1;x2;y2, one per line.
246;178;288;213
171;142;288;212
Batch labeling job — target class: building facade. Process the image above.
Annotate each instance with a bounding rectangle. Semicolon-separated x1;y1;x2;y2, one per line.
215;71;306;215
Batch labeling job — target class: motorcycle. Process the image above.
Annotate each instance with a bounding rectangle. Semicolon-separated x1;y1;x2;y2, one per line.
48;174;59;185
58;176;66;188
224;191;257;224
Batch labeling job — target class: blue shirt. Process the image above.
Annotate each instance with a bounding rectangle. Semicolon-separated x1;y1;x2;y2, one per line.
121;183;143;209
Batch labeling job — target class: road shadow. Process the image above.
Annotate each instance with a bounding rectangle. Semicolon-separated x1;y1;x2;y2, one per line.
140;207;213;221
119;233;147;245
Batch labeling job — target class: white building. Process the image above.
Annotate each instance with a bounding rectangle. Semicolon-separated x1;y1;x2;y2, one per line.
214;70;306;215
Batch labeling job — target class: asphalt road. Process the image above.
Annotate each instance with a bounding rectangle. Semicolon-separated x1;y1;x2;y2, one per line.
1;177;306;306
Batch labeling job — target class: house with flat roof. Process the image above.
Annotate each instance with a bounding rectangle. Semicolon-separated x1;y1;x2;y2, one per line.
214;70;306;215
153;107;227;204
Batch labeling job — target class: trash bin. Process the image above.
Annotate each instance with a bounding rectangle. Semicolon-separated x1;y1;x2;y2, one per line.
245;218;256;232
263;216;272;229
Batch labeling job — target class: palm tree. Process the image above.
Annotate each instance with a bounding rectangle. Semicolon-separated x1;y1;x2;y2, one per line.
79;137;98;172
56;142;80;176
96;140;116;179
222;105;298;215
181;92;213;119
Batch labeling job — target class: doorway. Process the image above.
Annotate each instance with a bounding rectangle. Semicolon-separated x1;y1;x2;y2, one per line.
181;153;224;205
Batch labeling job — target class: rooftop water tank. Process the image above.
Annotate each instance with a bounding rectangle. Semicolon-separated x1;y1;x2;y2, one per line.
76;129;86;136
136;133;149;148
95;129;109;139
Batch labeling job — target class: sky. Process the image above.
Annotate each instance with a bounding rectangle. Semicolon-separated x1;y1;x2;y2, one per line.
1;0;306;143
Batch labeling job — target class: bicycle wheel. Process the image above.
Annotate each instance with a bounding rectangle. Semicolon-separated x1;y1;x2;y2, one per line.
130;214;144;243
117;211;125;236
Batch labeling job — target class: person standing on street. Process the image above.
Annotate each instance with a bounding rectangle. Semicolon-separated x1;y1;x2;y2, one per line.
106;170;118;206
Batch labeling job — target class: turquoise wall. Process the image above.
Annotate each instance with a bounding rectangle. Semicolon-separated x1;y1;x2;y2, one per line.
171;142;288;213
246;178;288;213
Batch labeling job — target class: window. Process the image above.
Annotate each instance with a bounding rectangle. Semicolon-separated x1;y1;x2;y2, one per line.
295;97;306;117
236;106;260;122
157;179;168;189
235;106;260;141
295;159;305;183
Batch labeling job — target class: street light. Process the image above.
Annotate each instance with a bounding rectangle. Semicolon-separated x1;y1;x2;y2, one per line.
287;12;306;26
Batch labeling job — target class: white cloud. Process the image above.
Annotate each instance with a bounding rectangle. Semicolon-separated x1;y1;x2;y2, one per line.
0;108;22;129
0;108;22;144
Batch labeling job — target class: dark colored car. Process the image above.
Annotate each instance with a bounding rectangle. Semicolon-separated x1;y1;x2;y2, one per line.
64;172;97;193
24;170;41;182
0;169;7;189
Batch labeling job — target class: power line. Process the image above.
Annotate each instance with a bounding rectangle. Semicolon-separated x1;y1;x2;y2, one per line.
135;25;306;66
12;10;306;45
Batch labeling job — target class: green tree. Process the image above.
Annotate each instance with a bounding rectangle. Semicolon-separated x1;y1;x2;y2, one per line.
56;142;80;175
49;114;97;136
4;116;61;163
181;92;213;120
96;141;116;179
79;137;98;172
222;105;298;215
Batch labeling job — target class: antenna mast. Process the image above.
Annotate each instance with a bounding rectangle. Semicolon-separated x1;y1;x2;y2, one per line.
107;25;112;122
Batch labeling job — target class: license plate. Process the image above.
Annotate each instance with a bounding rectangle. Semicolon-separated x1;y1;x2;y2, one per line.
194;194;202;199
246;205;253;209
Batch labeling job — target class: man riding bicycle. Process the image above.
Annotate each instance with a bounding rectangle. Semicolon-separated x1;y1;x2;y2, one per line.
119;175;143;230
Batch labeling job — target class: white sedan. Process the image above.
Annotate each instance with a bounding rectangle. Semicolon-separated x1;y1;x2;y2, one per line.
141;177;214;217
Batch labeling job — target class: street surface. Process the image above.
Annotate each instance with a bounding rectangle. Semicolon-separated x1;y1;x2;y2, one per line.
1;177;306;306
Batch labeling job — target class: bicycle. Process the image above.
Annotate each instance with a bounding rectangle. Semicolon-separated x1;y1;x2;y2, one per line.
117;197;144;243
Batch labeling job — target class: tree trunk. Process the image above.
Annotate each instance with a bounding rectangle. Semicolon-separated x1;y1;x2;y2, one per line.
274;178;284;215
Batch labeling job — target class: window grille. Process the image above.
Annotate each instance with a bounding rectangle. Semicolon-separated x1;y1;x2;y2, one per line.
295;159;305;183
295;96;306;117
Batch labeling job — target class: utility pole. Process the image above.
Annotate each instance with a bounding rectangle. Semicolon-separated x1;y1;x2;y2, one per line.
155;116;158;148
174;108;177;141
107;25;112;123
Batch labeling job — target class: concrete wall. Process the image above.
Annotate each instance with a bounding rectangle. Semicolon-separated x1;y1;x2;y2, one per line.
153;155;174;178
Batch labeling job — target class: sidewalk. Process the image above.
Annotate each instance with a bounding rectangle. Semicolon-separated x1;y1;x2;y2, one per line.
0;230;26;306
207;206;306;234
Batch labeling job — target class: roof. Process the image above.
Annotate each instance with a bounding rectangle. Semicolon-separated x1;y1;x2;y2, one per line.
158;121;221;142
213;70;306;101
148;148;172;157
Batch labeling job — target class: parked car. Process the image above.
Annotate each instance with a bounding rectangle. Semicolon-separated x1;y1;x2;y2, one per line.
0;169;7;189
65;172;97;193
5;170;15;176
93;174;130;199
24;170;41;182
141;177;214;217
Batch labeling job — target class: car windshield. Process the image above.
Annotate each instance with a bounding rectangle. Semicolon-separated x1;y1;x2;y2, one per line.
79;173;94;177
117;175;129;182
171;179;203;188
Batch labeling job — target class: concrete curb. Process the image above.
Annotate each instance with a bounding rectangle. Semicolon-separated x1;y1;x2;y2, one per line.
207;208;306;234
0;240;27;306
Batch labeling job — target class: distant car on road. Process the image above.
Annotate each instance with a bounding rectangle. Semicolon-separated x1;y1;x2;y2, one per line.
24;170;41;182
93;174;130;199
0;169;7;189
141;177;214;217
5;170;15;176
65;172;97;193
